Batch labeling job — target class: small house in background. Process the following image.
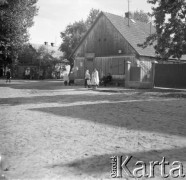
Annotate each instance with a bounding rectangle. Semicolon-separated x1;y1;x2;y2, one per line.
71;11;158;88
16;43;63;79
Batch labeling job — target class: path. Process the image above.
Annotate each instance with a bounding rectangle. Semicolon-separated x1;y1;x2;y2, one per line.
0;80;186;179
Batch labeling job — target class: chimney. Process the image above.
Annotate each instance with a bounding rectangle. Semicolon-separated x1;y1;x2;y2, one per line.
125;12;131;26
125;12;129;18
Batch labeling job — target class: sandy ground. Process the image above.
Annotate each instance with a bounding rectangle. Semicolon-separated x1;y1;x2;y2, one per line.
0;79;186;180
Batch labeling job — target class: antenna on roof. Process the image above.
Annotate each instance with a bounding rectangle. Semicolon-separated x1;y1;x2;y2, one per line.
128;0;130;26
147;13;153;35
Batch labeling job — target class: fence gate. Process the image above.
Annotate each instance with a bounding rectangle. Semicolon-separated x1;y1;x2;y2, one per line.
154;63;186;88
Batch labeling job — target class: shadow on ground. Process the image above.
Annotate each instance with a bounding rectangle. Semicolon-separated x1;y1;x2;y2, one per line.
46;147;186;178
1;80;186;98
29;99;186;137
134;88;186;99
0;80;68;90
1;88;186;106
0;93;136;106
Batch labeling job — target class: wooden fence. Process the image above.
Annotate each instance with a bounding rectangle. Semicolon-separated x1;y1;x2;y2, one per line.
74;56;135;80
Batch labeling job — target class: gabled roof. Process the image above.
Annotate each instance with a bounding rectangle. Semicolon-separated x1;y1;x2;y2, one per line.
104;12;156;57
72;11;156;57
31;43;63;59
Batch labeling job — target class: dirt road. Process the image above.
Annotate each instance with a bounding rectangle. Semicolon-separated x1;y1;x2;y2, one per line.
0;80;186;180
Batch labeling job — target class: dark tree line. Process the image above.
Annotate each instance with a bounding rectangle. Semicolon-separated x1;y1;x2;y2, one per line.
0;0;38;66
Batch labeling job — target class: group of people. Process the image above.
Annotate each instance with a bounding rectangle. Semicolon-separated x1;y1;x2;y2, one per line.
63;67;112;89
63;70;75;86
84;68;99;89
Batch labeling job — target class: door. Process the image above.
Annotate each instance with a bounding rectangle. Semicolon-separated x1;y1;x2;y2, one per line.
85;58;94;76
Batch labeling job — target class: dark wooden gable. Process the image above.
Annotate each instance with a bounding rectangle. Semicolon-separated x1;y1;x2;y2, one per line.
74;13;136;57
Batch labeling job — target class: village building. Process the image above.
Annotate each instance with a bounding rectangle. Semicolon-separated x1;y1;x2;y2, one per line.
71;12;157;88
15;43;64;79
71;12;186;88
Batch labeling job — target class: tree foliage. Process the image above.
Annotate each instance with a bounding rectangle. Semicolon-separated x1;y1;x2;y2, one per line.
85;8;100;29
131;10;150;23
141;0;186;60
59;9;100;64
60;20;87;61
0;0;38;65
37;45;59;67
18;44;38;65
18;44;60;67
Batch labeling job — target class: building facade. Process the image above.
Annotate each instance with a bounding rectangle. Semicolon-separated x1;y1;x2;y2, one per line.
71;12;157;88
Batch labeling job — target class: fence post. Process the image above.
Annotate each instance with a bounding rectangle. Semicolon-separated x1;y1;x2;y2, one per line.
125;61;131;87
152;60;158;88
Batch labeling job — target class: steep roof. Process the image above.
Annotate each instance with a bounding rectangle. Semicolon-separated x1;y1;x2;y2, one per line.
104;12;156;57
72;12;156;57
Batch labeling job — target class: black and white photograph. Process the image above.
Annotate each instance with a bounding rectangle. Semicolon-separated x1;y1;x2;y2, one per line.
0;0;186;179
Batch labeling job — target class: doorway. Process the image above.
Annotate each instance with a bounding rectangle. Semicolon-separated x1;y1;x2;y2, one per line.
85;58;94;75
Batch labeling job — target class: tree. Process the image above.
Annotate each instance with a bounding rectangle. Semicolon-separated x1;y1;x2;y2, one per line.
140;0;186;60
38;45;64;71
18;44;62;79
18;44;38;65
60;20;87;61
37;45;57;65
85;8;100;29
59;9;100;65
0;0;38;66
131;10;150;23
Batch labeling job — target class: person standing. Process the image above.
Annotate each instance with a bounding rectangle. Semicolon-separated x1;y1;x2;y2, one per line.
85;70;91;88
6;69;11;83
63;72;69;86
69;70;75;86
91;68;99;89
25;68;30;79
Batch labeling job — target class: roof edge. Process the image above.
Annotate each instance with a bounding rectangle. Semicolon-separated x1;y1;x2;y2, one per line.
102;12;140;56
69;11;104;58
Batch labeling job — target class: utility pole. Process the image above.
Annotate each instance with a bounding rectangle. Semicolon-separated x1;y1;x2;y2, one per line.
128;0;130;26
148;14;152;35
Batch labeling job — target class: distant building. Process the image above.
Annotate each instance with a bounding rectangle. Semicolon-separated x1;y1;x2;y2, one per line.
31;43;63;59
15;43;63;79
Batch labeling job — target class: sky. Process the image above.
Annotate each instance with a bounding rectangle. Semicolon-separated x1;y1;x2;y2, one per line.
29;0;154;46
